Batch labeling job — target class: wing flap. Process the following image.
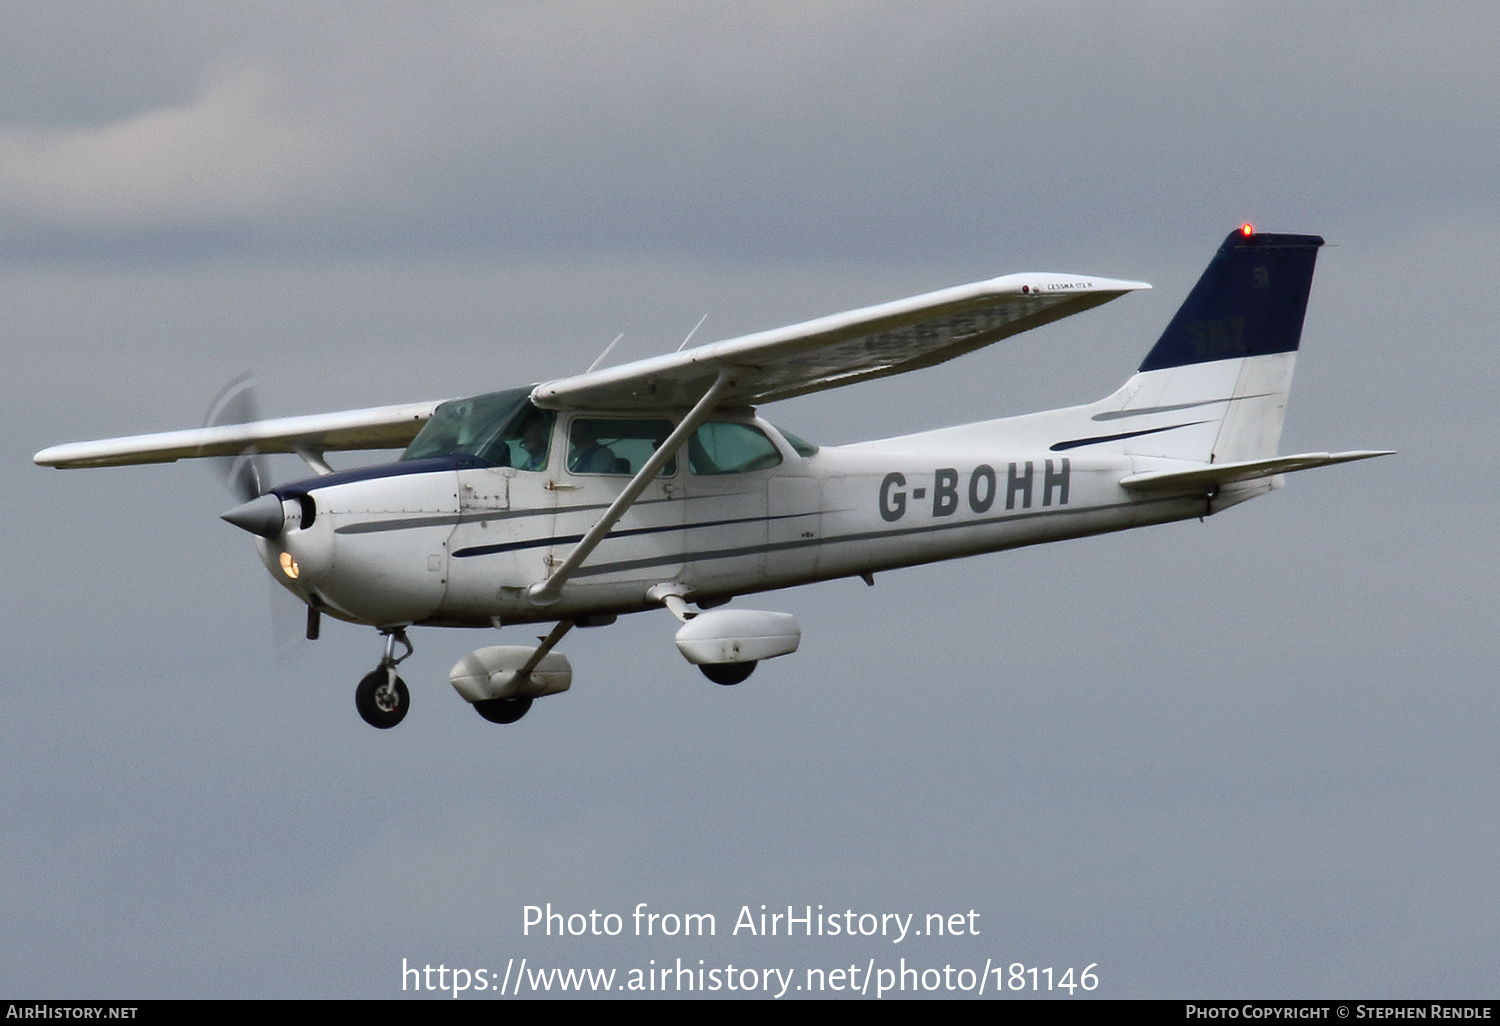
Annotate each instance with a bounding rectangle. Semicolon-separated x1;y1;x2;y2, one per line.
534;272;1150;411
1119;450;1394;493
33;400;444;469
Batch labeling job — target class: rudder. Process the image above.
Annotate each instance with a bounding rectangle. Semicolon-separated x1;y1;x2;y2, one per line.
1138;227;1324;374
1103;228;1324;463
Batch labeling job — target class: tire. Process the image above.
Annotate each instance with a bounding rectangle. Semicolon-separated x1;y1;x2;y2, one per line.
355;669;410;729
700;661;756;686
474;696;533;724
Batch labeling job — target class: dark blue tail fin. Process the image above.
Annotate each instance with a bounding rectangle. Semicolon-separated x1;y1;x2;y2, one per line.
1075;228;1327;465
1138;228;1324;373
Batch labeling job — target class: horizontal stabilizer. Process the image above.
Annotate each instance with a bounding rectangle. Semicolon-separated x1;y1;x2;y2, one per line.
1119;450;1394;493
33;400;444;469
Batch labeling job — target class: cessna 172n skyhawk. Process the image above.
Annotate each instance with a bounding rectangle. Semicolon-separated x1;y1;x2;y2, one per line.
35;227;1389;729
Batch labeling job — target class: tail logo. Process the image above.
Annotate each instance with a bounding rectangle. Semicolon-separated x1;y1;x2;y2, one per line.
1186;315;1246;359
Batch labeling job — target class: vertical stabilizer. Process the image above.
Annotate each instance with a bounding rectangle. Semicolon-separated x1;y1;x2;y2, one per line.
1101;228;1324;463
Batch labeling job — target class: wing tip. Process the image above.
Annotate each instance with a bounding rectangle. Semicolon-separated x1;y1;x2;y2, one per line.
992;274;1151;294
32;446;69;468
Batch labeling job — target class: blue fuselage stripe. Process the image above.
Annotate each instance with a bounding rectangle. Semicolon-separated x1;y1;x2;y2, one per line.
1048;421;1208;452
450;511;809;558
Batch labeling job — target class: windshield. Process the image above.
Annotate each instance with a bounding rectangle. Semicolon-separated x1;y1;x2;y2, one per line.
400;387;553;467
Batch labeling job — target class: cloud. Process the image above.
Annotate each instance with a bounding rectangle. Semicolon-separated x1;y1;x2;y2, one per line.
0;63;353;226
2;3;1498;263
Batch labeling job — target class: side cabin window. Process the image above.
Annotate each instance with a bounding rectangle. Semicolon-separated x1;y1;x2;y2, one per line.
400;388;555;470
772;424;818;458
688;422;783;475
568;419;677;476
494;405;556;471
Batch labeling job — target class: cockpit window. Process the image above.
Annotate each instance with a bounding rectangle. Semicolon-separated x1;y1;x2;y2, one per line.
507;407;555;471
400;387;554;468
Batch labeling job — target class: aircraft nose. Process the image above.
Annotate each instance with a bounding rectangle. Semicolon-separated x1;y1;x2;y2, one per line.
221;493;285;537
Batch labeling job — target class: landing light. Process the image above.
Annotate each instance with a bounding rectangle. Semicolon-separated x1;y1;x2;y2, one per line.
280;551;300;579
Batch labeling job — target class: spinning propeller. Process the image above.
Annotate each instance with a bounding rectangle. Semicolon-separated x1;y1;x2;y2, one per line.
205;374;268;504
205;375;320;646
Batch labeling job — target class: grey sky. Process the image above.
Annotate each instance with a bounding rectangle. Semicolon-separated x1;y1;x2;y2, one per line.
2;2;1495;998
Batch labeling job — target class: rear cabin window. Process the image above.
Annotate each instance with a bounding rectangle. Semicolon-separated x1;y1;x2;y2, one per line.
772;424;818;457
688;422;783;475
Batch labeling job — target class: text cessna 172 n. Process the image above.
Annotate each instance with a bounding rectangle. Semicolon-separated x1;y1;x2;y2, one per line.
35;226;1390;729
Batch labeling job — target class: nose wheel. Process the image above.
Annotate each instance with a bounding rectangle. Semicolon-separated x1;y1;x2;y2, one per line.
356;628;413;729
356;669;410;728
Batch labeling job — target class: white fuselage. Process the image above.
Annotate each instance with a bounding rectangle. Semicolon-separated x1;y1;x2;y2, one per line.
261;407;1228;629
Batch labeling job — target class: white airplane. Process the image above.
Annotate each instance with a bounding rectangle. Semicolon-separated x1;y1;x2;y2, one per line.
35;226;1390;729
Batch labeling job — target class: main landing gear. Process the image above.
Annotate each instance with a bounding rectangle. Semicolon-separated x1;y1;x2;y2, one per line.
355;628;413;729
462;619;574;725
700;661;756;686
473;696;532;724
655;590;797;687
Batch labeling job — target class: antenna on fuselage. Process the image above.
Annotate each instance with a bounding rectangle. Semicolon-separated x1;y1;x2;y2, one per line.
676;313;708;352
585;333;625;374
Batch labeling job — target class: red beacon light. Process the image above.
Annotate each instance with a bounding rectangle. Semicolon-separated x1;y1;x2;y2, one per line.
1240;223;1254;237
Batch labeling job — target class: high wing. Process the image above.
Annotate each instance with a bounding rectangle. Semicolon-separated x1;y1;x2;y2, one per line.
33;400;443;469
36;267;1147;469
532;272;1150;411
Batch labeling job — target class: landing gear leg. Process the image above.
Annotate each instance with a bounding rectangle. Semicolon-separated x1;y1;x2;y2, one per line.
471;619;574;725
355;628;413;729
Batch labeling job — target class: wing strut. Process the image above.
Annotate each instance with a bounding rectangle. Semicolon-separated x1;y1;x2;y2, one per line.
526;370;735;606
516;619;575;676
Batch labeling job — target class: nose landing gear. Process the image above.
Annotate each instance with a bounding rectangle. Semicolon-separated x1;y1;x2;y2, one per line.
355;628;413;729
